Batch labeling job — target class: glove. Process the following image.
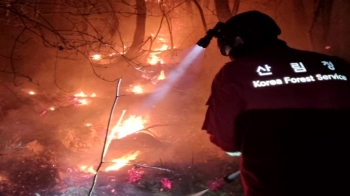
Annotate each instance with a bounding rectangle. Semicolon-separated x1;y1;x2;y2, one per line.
208;178;226;191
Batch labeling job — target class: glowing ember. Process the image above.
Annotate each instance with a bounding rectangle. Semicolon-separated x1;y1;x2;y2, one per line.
325;46;331;50
105;151;140;171
77;99;88;105
132;85;143;94
86;123;92;127
157;44;168;51
161;178;172;189
111;115;146;139
29;91;35;95
49;107;55;111
157;70;165;80
128;168;144;183
91;54;101;60
40;110;47;116
80;166;96;174
74;92;88;97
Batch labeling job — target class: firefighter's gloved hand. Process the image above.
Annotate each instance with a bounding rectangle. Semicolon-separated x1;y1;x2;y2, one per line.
208;178;226;191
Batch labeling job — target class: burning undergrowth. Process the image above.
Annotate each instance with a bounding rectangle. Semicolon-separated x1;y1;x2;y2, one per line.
0;44;242;195
0;148;59;195
59;125;105;153
0;150;242;196
0;124;243;196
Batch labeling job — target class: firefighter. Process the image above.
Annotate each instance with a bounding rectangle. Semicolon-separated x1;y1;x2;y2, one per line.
202;10;350;196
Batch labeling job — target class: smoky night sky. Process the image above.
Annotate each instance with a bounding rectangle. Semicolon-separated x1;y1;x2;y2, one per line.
0;0;349;195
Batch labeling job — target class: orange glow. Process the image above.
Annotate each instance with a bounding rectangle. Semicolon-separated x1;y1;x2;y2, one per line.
105;151;140;171
90;93;96;97
49;107;55;111
80;166;96;174
29;91;35;95
91;54;101;60
157;70;165;80
111;115;146;139
132;85;143;94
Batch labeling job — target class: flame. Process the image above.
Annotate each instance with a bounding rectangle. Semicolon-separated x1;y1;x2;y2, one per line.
77;99;88;105
103;110;127;158
122;45;127;54
74;92;88;97
111;115;146;139
147;54;163;65
91;54;101;60
80;166;96;174
105;151;140;171
132;85;143;94
73;92;96;105
157;70;165;80
158;38;166;42
29;91;35;95
157;44;168;51
147;44;168;65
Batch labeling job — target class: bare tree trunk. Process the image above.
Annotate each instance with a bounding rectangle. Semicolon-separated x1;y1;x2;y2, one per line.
231;0;240;16
192;0;207;33
105;0;119;38
308;0;333;52
126;0;146;57
292;0;310;50
186;0;195;29
214;0;231;22
202;0;210;8
186;0;193;13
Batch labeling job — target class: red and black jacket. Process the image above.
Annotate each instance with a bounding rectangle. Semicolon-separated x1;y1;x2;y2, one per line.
202;41;350;196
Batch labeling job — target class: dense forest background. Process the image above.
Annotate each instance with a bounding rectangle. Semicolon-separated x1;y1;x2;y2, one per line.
0;0;349;195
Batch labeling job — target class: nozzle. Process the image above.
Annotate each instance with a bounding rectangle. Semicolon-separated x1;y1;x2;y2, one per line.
196;22;225;48
196;35;212;48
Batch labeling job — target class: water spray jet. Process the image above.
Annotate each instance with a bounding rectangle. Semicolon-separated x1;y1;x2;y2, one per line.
140;45;205;111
